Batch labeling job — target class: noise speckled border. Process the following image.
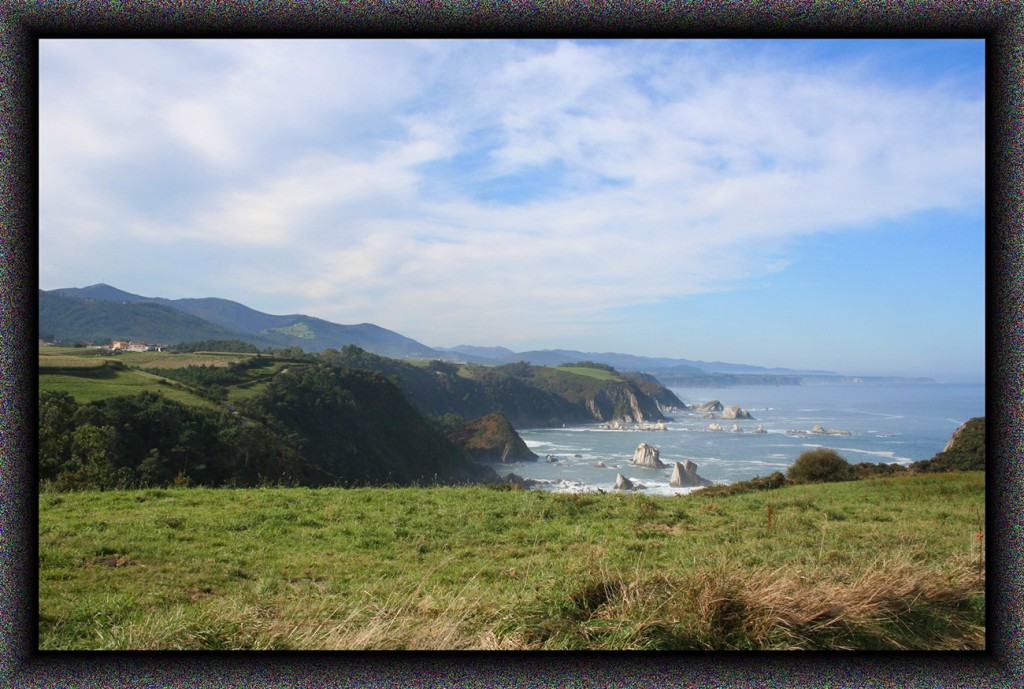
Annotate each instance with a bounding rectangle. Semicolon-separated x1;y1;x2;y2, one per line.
2;4;1021;688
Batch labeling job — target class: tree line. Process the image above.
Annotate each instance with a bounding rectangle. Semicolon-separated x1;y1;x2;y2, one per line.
39;362;475;491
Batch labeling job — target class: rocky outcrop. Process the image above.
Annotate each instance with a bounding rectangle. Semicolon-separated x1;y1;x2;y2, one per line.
694;400;724;412
811;424;851;436
450;412;538;463
669;460;713;487
582;382;667;424
496;472;540;489
911;417;985;472
614;473;645;490
722;405;753;420
631;442;666;468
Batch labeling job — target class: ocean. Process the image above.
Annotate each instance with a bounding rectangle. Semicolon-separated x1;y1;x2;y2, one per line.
488;383;986;495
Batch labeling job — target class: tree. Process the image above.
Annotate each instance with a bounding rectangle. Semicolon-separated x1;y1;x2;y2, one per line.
39;391;78;482
56;424;117;490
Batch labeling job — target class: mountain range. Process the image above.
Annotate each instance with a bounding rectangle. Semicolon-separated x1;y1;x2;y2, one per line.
39;283;840;377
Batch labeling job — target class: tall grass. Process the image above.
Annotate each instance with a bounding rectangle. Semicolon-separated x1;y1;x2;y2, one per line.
39;473;985;650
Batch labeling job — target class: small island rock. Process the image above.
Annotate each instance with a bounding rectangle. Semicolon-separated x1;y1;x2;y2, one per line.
669;460;714;487
722;405;754;420
631;442;666;468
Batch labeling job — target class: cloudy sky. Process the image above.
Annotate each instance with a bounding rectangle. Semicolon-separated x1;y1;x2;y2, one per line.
39;39;985;381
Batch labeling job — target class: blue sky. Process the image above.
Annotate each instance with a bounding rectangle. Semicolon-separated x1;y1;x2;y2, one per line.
38;39;985;381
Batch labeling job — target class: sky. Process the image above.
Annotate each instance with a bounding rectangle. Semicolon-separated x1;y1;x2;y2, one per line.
38;39;986;382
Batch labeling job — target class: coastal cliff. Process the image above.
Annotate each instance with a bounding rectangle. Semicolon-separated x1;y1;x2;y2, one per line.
450;412;538;463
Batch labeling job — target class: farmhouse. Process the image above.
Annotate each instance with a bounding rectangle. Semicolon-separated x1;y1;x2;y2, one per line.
110;340;162;352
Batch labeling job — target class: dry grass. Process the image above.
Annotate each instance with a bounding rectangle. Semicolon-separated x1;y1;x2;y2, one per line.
489;557;985;650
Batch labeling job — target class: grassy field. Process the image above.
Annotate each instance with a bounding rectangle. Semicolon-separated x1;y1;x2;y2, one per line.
38;472;985;650
38;347;276;407
555;366;622;381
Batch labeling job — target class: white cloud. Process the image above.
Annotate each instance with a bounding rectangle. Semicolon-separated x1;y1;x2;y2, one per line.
39;39;984;359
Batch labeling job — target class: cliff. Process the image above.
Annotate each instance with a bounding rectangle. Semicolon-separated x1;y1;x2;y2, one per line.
910;417;985;472
323;347;682;428
450;412;538;463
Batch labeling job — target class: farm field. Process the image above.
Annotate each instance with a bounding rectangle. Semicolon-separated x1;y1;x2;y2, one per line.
38;472;986;651
38;347;281;407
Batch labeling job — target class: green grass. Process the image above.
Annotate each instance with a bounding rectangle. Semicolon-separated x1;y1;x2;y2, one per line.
38;348;280;408
37;368;221;409
39;472;985;650
554;366;622;381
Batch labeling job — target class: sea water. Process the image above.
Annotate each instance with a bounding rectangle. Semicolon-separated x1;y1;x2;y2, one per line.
491;383;985;495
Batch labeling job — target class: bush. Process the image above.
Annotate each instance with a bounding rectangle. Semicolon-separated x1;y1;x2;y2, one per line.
787;448;851;483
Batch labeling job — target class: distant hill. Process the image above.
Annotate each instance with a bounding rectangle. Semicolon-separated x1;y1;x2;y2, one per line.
441;346;836;377
42;284;446;359
42;283;914;384
38;290;258;346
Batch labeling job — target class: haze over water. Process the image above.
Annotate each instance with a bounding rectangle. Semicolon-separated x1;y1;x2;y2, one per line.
499;383;984;495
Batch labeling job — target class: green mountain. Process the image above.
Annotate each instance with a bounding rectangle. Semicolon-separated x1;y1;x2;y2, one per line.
42;284;443;358
38;290;261;346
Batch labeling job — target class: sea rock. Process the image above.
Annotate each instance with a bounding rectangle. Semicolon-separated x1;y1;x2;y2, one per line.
614;473;634;490
546;454;559;463
631;442;666;468
694;400;724;412
707;423;723;432
722;405;754;420
753;425;767;434
595;461;606;468
450;412;538;463
811;424;851;436
497;472;539;489
669;460;714;488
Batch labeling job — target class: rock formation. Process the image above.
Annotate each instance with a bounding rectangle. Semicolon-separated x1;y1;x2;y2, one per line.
722;405;753;420
669;460;714;487
631;442;666;468
450;412;538;463
694;400;724;412
707;423;723;432
911;417;985;472
614;473;634;490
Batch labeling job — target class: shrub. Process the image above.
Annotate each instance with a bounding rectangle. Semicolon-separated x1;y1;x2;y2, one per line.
786;448;851;483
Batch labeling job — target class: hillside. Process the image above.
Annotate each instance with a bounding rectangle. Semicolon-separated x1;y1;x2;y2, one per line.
910;417;985;472
38;290;258;346
450;412;538;463
322;347;684;428
38;348;484;490
42;284;445;359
